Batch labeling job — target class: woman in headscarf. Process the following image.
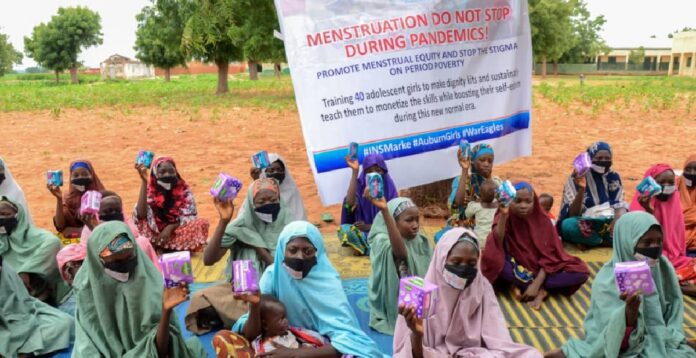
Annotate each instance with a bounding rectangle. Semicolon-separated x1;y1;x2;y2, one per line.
204;178;293;276
677;154;696;255
0;197;61;302
630;163;696;297
340;153;398;255
134;156;209;252
546;212;695;357
394;227;542;357
368;196;433;335
0;255;73;357
250;153;307;221
47;160;104;240
481;182;589;310
558;141;628;248
0;157;33;224
71;221;206;357
230;221;388;358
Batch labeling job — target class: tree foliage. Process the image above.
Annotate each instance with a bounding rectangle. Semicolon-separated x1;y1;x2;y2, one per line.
558;0;608;63
529;0;574;73
0;32;22;76
628;46;646;65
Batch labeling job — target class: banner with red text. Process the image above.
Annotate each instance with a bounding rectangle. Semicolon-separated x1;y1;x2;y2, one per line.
275;0;532;205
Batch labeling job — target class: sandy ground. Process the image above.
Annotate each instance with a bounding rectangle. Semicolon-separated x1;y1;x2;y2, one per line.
1;94;695;234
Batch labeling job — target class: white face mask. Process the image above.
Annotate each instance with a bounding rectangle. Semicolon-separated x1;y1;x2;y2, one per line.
442;268;468;290
73;184;86;192
634;253;659;268
685;177;693;187
591;164;607;174
0;227;5;234
255;211;274;223
661;185;676;195
282;262;304;280
157;181;172;190
104;268;130;282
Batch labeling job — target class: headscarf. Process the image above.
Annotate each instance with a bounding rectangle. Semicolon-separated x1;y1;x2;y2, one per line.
367;197;433;335
232;221;388;358
393;228;542;358
71;221;205;357
677;154;696;249
447;144;497;206
0;157;33;224
146;156;194;231
341;153;398;227
56;243;86;282
221;179;293;275
559;141;627;224
0;197;61;281
562;212;692;357
629;164;692;270
0;257;73;356
267;153;307;221
481;182;589;284
63;160;104;228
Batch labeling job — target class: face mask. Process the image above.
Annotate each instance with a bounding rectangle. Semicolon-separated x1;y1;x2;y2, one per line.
0;216;18;235
591;161;612;174
0;173;5;186
71;178;92;191
443;264;477;290
104;268;131;282
103;256;137;282
683;173;696;187
157;176;178;190
634;246;661;267
255;203;281;223
655;185;676;201
267;173;286;185
99;212;125;222
283;256;317;279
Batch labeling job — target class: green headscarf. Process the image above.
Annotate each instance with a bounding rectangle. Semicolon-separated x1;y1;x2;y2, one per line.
367;197;433;335
0;257;73;356
220;181;293;276
71;221;205;357
562;212;694;357
0;197;60;282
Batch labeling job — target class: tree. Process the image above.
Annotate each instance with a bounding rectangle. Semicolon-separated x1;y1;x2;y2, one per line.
558;0;608;66
529;0;574;77
182;0;243;94
134;0;194;82
0;32;22;76
24;7;102;84
228;0;285;80
628;46;646;65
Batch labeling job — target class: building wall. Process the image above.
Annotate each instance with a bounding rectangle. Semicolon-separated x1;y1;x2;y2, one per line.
124;63;155;79
155;62;247;76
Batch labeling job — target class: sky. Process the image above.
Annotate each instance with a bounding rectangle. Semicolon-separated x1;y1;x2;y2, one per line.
0;0;695;69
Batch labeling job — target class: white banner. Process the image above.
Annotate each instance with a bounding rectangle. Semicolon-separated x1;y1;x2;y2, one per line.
275;0;533;205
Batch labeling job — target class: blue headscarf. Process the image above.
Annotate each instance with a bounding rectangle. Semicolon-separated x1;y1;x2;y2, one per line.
70;161;91;173
233;221;387;357
471;143;494;161
587;141;612;159
514;181;534;194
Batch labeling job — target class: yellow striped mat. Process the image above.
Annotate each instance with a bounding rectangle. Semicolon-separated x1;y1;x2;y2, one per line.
499;261;696;352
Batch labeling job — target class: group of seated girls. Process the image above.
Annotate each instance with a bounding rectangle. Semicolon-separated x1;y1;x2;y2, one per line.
3;143;696;358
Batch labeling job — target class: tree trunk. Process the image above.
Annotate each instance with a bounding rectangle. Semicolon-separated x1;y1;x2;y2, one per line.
164;68;171;82
69;67;78;84
216;60;229;94
542;56;547;78
55;71;60;84
552;62;559;76
248;60;259;80
274;63;281;78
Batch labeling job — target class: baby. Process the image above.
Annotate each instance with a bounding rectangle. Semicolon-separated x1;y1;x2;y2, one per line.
252;295;328;354
539;193;556;225
465;179;499;247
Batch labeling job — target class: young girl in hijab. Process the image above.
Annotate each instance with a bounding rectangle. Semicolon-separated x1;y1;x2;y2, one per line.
250;153;307;221
394;228;542;358
134;156;209;252
630;163;696;297
47;160;104;240
481;182;589;310
558;141;628;248
547;212;695;357
71;221;205;357
368;196;433;335
0;157;33;224
677;154;696;254
0;255;73;357
0;197;61;302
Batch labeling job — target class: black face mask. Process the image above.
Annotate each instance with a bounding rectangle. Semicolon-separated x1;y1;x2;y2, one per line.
635;246;661;260
0;217;18;235
255;203;281;223
99;212;125;222
444;264;478;289
684;173;696;187
267;172;286;185
592;160;612;171
0;173;5;186
283;256;318;279
71;178;92;187
655;193;672;201
103;256;138;274
158;176;178;184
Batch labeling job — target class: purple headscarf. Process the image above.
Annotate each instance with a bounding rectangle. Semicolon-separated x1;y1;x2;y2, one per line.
341;154;398;228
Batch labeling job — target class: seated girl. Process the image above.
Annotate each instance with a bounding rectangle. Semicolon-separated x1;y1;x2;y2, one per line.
677;154;696;255
250;153;307;220
0;156;34;224
71;221;205;357
204;178;292;276
134;156;209;252
368;196;433;335
630;164;696;297
0;197;61;302
546;212;695;357
394;228;542;358
0;255;73;357
47;160;104;240
558;141;627;248
340;153;398;255
481;182;590;310
229;221;387;357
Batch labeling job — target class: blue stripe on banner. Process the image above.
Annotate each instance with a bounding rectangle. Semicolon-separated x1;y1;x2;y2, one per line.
313;111;530;173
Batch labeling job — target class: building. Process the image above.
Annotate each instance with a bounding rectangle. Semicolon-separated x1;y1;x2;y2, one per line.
100;54;155;80
596;47;672;72
668;31;696;77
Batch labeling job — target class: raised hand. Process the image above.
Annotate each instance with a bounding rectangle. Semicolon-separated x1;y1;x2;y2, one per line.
163;283;189;311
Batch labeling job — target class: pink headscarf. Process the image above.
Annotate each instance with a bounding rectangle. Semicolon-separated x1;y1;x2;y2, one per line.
56;243;87;282
393;227;542;358
629;164;690;269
